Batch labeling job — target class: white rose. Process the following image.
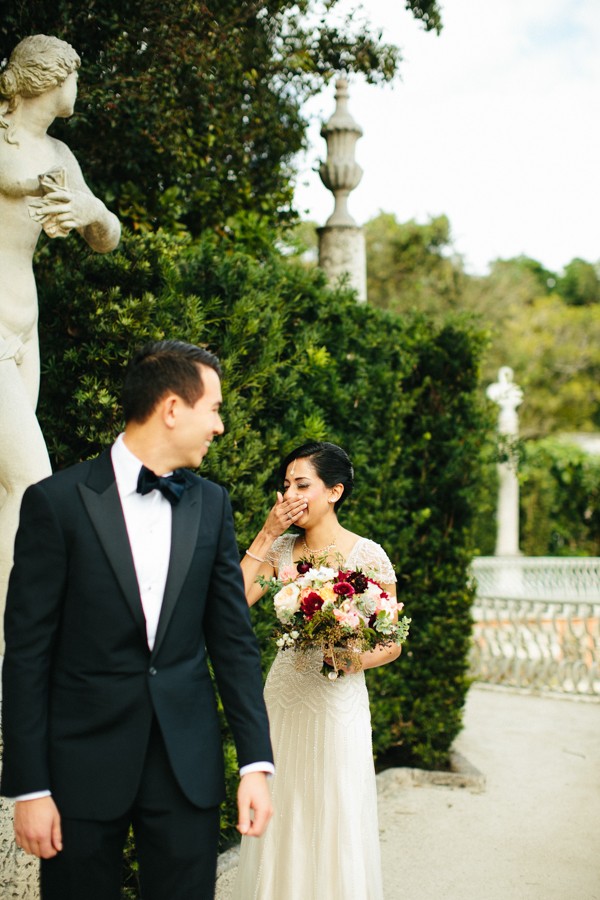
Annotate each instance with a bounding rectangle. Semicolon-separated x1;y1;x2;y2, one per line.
273;582;301;622
315;566;337;582
297;566;337;588
365;581;383;600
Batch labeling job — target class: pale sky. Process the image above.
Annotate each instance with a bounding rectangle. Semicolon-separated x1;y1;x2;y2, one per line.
293;0;600;275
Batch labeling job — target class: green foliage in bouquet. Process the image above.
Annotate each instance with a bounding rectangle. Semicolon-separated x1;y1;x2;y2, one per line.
34;217;488;854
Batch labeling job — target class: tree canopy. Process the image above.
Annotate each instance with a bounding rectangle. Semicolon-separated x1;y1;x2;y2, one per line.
558;258;600;306
1;0;442;234
337;213;600;437
364;211;466;315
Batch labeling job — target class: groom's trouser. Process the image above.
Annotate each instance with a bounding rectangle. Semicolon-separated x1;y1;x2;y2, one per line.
40;719;220;900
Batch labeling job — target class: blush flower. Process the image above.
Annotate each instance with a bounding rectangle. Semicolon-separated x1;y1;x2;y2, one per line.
334;608;360;629
380;596;400;615
278;565;300;583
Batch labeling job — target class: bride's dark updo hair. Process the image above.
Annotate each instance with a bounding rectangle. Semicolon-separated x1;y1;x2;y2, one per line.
278;441;354;511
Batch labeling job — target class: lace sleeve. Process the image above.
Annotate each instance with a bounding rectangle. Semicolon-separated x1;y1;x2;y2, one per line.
264;533;297;571
350;539;397;584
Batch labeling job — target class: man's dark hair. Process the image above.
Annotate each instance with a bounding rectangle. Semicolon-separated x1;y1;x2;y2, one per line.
122;340;222;424
278;440;354;511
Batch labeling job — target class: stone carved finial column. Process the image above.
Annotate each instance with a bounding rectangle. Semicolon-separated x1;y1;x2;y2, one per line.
486;367;524;557
317;78;367;302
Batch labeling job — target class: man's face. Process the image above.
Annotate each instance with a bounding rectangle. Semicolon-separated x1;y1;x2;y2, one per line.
173;365;224;468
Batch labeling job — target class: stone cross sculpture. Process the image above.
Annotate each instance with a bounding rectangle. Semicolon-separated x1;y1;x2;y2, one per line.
0;35;121;645
486;366;524;557
317;78;367;302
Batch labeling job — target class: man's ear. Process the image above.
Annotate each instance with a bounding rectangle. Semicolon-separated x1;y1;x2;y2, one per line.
161;394;179;429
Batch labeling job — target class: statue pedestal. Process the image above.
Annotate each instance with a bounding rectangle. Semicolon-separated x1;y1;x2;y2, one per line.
317;225;366;302
495;461;521;557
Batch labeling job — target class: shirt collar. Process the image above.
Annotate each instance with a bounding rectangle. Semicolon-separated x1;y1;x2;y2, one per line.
111;433;146;497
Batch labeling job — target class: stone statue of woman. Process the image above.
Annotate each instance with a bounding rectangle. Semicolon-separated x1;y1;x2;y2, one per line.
0;35;121;643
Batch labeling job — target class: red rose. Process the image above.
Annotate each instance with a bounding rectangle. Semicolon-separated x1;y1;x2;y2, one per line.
333;581;355;597
297;561;312;575
301;591;324;619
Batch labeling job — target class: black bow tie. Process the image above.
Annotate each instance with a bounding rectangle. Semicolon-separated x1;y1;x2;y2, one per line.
136;465;188;506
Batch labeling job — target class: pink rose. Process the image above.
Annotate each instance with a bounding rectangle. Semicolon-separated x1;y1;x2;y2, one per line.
333;608;360;629
279;565;300;583
380;596;400;615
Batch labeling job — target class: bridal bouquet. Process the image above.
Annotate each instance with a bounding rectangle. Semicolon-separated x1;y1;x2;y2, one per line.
263;560;411;679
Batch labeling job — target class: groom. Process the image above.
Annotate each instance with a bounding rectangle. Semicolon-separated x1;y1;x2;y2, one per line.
1;340;273;900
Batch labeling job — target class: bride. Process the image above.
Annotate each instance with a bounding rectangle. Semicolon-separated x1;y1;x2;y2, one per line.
233;441;400;900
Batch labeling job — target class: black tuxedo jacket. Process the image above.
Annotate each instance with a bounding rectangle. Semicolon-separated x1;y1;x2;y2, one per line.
1;450;272;820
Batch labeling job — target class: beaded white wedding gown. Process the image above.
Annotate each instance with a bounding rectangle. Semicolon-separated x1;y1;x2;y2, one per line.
232;533;396;900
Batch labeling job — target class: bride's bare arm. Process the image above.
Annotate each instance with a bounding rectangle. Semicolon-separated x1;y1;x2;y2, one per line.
241;491;306;606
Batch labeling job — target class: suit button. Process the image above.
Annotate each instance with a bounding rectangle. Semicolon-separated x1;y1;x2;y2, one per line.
148;667;157;676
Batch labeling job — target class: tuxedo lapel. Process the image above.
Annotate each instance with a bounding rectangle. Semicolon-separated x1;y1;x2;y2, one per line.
77;451;147;644
152;481;203;658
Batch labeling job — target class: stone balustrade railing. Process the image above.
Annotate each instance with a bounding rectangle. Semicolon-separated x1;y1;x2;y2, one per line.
470;557;600;696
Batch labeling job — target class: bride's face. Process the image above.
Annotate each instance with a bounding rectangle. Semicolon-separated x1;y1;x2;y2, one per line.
282;457;339;528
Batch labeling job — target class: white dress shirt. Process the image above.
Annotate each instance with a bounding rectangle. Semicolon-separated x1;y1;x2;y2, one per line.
112;433;171;652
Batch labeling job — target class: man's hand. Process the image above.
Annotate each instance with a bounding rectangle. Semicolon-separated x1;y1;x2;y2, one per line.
237;771;273;838
14;796;62;859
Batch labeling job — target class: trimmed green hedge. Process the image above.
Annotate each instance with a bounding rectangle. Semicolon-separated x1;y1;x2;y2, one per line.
519;438;600;556
34;220;488;850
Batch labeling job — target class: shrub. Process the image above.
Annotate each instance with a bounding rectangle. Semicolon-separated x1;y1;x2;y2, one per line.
519;437;600;556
